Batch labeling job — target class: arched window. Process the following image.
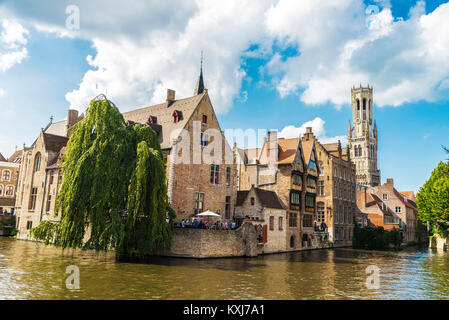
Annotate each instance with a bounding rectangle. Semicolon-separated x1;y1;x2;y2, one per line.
356;99;360;110
34;153;42;172
2;170;11;181
363;98;366;110
0;185;3;196
5;185;13;196
290;236;295;248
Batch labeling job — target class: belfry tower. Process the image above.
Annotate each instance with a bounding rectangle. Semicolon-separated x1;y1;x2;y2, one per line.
348;85;380;187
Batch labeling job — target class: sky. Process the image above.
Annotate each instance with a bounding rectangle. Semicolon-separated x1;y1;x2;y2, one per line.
0;0;448;193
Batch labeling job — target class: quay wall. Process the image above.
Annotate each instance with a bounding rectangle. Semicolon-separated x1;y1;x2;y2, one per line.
161;222;258;258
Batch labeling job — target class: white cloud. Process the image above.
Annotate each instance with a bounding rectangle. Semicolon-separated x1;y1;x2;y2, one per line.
2;0;449;112
0;19;29;48
0;88;5;97
0;19;29;72
265;0;449;107
0;47;27;72
278;117;348;145
1;0;275;113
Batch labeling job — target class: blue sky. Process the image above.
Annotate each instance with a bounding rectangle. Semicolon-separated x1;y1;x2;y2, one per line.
0;0;448;193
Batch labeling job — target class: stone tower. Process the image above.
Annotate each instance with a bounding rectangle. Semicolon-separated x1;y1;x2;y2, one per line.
348;85;380;187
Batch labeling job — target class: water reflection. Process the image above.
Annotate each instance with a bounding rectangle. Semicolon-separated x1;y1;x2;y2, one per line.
0;238;448;300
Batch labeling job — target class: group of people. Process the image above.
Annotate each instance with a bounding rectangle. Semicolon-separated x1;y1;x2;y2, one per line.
314;221;328;232
179;219;237;230
1;209;14;216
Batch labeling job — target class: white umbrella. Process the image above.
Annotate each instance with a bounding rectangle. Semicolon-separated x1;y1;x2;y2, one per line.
196;210;220;217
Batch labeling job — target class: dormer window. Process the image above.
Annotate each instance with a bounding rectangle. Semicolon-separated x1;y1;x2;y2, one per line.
309;160;316;171
147;116;157;124
250;197;255;206
202;115;207;124
172;110;183;123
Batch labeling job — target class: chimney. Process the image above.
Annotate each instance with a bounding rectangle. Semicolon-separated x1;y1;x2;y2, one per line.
66;109;79;136
267;131;278;166
166;89;176;107
386;178;394;187
361;186;367;208
305;127;312;140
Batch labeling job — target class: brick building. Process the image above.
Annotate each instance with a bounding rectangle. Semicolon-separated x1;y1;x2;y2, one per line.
0;150;22;213
356;178;418;243
236;129;326;250
15;111;80;239
122;68;237;223
16;68;238;239
311;133;357;246
234;186;287;253
356;187;400;231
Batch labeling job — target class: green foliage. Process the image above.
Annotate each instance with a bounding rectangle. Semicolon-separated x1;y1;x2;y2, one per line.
30;97;175;256
352;225;402;250
417;161;449;235
30;220;60;245
0;216;16;236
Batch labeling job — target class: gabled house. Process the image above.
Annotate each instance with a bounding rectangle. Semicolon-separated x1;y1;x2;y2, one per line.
15;110;81;239
235;186;287;253
122;69;237;223
312;130;357;247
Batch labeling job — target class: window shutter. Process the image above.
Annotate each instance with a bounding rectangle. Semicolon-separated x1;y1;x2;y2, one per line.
262;225;268;243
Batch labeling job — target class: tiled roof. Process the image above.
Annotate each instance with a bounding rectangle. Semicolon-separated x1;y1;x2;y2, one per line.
45;120;67;137
122;93;205;149
322;143;339;152
7;150;22;163
399;191;415;201
278;138;299;164
43;133;69;166
244;148;260;164
301;138;314;165
393;188;416;209
236;187;285;209
367;193;393;216
0;153;6;162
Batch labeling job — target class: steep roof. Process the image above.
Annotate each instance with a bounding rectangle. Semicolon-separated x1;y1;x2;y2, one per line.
393;188;416;209
45;120;67;137
122;93;205;149
278;138;299;164
399;191;415;201
0;153;6;162
301;138;314;165
236;187;285;210
7;150;22;163
43;133;69;166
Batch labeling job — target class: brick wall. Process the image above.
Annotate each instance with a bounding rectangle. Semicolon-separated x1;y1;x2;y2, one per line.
162;222;258;258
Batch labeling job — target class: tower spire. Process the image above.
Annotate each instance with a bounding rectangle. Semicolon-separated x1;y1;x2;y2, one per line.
194;51;205;95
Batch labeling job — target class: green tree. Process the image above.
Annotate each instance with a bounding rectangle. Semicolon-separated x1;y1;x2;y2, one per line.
417;161;449;235
31;96;175;256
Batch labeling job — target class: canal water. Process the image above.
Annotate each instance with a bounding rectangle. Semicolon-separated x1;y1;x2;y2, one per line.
0;237;448;300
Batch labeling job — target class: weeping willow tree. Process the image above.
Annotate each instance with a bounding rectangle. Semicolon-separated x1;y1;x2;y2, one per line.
31;95;175;256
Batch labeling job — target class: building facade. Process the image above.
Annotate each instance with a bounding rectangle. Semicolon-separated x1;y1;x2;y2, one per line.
0;151;22;214
15;115;76;239
16;69;238;238
365;178;418;243
234;186;287;253
348;85;381;187
314;135;356;246
122;70;237;223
